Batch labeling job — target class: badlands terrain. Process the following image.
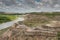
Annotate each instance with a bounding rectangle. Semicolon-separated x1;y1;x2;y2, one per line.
0;12;60;40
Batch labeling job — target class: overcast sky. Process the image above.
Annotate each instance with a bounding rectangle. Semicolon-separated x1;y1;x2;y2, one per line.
0;0;60;13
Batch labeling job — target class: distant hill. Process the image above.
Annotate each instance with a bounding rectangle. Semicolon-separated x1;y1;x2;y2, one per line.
0;12;25;15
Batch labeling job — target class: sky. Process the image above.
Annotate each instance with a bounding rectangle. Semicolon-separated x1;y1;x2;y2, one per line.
0;0;60;13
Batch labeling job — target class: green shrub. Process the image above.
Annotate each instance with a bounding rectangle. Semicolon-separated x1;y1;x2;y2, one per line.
0;14;17;24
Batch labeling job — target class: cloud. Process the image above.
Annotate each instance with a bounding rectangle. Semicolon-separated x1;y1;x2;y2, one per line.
54;4;60;8
0;0;60;12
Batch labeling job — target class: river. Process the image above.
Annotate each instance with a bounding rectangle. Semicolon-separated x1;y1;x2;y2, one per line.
0;17;24;30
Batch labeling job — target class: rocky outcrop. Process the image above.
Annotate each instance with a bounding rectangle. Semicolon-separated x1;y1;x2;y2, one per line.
0;21;58;40
1;13;60;40
23;14;60;27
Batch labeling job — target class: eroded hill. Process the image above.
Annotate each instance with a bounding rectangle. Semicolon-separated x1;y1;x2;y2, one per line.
0;12;60;40
23;13;60;27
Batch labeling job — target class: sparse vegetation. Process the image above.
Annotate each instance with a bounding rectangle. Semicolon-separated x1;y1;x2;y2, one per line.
0;27;10;35
57;32;60;40
23;12;60;27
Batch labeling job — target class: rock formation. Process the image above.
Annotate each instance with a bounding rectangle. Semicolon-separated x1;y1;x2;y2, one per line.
0;21;58;40
1;13;60;40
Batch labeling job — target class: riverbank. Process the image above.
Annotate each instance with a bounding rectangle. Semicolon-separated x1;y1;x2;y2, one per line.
0;17;24;30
